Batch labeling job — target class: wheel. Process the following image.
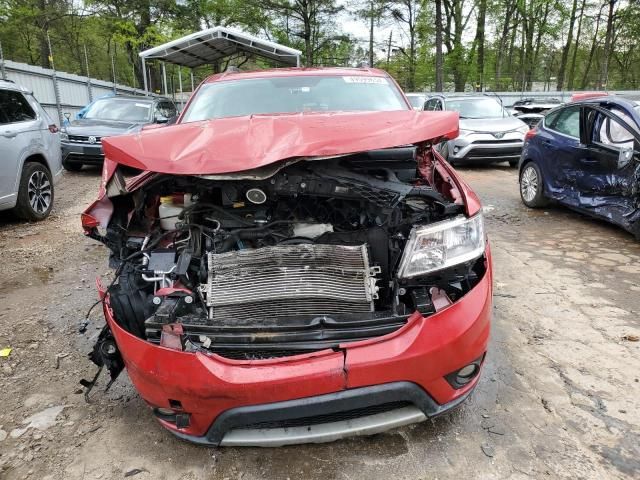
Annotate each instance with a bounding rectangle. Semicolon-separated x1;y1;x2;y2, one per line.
62;159;83;171
508;159;519;168
519;162;548;208
14;162;54;221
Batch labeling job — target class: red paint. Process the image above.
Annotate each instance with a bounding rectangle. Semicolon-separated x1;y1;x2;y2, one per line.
525;127;538;141
87;67;492;441
100;246;492;438
101;110;459;175
570;92;609;102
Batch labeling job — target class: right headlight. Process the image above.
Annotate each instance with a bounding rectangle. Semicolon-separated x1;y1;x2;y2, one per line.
396;214;485;279
60;129;68;141
458;129;474;137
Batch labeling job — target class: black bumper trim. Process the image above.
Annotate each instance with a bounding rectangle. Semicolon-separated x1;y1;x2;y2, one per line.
165;381;476;446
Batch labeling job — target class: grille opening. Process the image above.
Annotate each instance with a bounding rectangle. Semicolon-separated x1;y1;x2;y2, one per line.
236;401;413;430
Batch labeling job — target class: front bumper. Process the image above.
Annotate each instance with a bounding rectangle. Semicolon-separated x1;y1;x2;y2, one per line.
101;248;492;446
61;142;104;165
448;132;524;163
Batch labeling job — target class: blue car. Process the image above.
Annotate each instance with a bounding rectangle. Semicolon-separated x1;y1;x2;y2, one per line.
518;95;640;238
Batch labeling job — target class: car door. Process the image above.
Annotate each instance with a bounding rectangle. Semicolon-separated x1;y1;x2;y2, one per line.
0;90;40;206
578;105;640;202
538;105;586;202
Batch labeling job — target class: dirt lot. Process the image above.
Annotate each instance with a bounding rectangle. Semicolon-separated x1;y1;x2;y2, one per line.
0;165;639;480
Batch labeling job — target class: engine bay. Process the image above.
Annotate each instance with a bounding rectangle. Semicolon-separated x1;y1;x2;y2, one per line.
96;148;487;360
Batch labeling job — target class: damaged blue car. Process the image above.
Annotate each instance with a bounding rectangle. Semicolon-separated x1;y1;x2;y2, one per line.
518;95;640;238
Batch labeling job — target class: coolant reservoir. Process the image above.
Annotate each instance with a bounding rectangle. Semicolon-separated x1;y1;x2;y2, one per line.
158;195;185;230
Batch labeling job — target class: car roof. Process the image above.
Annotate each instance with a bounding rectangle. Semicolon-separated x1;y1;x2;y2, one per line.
0;79;30;93
203;67;391;84
102;95;156;102
570;95;638;109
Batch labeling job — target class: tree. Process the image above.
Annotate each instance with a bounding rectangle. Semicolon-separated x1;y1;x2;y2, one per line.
474;0;486;90
389;0;421;90
260;0;343;66
598;0;617;89
567;0;586;90
556;0;578;90
434;0;443;91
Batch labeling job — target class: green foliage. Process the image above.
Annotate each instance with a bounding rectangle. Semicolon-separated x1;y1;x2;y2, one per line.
1;0;639;93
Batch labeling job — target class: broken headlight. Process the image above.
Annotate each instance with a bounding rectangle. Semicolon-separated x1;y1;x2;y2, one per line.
397;214;485;278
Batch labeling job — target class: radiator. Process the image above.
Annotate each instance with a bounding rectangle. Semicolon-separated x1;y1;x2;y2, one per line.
205;244;380;320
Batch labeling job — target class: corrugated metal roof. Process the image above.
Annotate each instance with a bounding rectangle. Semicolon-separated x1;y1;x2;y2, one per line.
139;27;302;68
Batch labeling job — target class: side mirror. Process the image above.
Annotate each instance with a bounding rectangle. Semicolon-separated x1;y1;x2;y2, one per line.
155;114;169;124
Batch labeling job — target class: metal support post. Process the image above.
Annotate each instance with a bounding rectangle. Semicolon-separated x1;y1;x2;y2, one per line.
0;41;6;80
142;57;148;95
84;44;93;102
47;33;63;126
162;63;168;95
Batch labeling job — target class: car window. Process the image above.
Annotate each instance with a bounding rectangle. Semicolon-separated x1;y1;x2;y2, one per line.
407;95;425;109
600;108;637;145
551;106;580;138
181;75;408;122
0;90;36;124
84;98;153;122
543;109;560;127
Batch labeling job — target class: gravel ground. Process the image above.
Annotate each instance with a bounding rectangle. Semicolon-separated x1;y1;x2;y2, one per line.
0;164;639;479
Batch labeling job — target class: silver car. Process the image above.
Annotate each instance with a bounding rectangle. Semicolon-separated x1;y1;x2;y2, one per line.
405;93;427;110
0;80;62;220
426;95;529;167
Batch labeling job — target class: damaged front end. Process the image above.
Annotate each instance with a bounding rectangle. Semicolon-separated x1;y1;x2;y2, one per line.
80;110;491;445
86;145;485;364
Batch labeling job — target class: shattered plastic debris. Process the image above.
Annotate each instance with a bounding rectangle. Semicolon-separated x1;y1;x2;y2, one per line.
124;468;149;477
9;405;64;438
0;347;12;357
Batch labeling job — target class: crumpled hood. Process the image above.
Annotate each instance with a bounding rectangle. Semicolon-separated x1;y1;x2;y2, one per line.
101;110;459;175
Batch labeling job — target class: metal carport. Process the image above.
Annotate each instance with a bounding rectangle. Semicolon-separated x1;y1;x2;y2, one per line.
138;27;302;96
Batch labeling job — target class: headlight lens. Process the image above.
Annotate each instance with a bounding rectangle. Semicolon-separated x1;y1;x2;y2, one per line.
458;129;473;137
60;130;68;141
397;214;485;278
516;125;530;135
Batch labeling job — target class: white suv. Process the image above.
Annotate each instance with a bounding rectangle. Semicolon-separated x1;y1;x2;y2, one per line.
0;80;62;220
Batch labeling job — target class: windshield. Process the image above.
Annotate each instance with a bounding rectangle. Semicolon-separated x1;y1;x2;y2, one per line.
406;95;425;109
446;98;507;119
181;75;409;122
83;98;153;122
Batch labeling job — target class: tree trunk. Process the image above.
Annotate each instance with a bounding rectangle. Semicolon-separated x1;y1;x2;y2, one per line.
494;2;515;91
435;0;444;91
567;0;586;90
597;0;616;89
474;0;486;91
582;7;603;89
369;1;374;67
556;0;578;91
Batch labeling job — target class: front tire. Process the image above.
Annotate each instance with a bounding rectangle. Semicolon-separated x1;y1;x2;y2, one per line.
519;162;548;208
14;162;54;221
62;159;83;171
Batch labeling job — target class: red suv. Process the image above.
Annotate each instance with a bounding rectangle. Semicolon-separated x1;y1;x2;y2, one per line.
82;68;492;447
